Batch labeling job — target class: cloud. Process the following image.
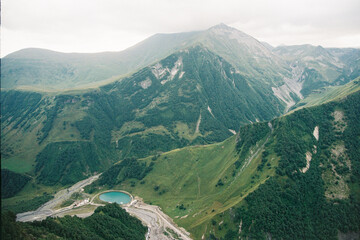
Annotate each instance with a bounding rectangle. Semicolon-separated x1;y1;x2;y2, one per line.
2;0;360;56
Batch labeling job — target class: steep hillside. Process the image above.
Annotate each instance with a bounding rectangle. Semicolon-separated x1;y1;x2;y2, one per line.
1;45;283;190
1;169;31;199
196;24;288;83
1;91;114;187
87;90;360;239
328;47;360;83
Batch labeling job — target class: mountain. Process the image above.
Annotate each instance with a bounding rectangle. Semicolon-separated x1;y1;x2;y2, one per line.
273;45;360;86
1;23;360;240
87;89;360;239
2;23;359;197
1;45;283;189
0;31;199;90
1;24;287;91
272;45;360;110
3;24;359;113
289;77;360;111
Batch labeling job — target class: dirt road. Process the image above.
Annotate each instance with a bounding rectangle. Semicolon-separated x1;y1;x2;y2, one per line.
124;197;192;240
16;174;100;222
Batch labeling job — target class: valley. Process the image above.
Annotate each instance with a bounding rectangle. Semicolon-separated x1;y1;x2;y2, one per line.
1;23;360;240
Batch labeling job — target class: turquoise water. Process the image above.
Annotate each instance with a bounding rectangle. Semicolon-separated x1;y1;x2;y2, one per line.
99;191;131;204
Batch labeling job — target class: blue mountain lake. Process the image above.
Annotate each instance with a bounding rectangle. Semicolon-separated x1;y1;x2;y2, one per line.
99;191;131;204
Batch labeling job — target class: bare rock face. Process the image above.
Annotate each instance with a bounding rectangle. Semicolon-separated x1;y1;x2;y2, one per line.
139;77;152;89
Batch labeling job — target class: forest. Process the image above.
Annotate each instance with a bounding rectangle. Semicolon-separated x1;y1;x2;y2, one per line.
212;91;360;239
85;157;154;193
1;169;31;199
1;203;147;240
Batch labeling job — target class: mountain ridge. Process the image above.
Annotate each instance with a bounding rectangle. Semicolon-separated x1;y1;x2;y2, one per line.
1;23;360;240
3;24;357;93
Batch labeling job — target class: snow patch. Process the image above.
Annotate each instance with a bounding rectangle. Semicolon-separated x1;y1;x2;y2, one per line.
300;151;312;173
313;126;319;141
151;63;168;79
229;129;236;135
313;145;317;154
207;106;215;118
195;113;201;134
239;219;243;235
170;58;182;79
139;77;152;89
151;57;183;85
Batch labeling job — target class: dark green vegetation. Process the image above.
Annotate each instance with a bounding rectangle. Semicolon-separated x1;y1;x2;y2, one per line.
1;203;147;240
1;169;31;199
86;158;153;192
35;141;101;185
1;91;113;186
199;91;360;239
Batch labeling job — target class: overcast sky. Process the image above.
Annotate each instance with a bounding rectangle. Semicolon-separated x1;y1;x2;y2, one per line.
2;0;360;57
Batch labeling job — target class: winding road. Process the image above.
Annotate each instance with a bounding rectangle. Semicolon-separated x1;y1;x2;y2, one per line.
16;174;100;222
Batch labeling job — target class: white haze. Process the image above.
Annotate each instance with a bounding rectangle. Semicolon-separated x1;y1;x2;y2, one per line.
1;0;360;57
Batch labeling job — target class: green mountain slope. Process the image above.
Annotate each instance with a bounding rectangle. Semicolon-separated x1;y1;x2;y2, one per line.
1;169;31;199
1;45;283;189
88;89;360;239
1;23;359;240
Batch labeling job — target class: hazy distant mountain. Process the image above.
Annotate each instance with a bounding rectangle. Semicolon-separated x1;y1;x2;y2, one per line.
2;24;287;90
0;31;200;89
2;24;359;113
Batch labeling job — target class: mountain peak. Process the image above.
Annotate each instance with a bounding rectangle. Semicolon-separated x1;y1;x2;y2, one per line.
208;23;250;38
209;23;234;30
